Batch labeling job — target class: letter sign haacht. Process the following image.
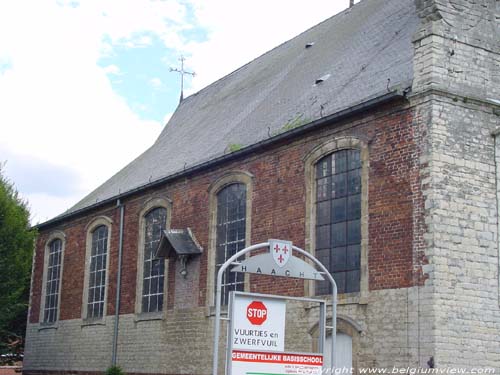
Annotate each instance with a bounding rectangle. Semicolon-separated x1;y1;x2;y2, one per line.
247;301;267;325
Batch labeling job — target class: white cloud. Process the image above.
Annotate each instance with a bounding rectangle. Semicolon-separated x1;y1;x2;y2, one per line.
103;64;121;75
150;77;163;88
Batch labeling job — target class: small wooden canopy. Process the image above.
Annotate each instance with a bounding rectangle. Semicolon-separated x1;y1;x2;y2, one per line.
155;228;203;259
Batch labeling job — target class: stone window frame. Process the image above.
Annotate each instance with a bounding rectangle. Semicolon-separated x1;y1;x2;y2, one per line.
39;230;66;327
309;315;363;373
207;171;253;307
81;216;113;323
134;196;172;320
304;137;369;304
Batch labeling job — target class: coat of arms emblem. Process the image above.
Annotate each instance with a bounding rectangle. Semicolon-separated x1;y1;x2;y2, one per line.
269;239;292;268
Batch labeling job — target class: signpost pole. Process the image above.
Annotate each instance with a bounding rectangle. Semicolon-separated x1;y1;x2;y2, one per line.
319;300;325;354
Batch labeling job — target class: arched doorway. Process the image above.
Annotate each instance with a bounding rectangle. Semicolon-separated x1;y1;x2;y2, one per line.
310;316;361;372
324;332;353;369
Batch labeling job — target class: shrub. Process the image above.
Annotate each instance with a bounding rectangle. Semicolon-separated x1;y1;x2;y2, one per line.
105;365;125;375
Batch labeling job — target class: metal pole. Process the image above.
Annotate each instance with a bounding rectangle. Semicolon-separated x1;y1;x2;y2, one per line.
319;300;326;354
331;281;337;371
111;200;125;366
226;292;235;375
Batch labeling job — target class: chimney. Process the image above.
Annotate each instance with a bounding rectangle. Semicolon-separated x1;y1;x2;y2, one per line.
350;0;354;7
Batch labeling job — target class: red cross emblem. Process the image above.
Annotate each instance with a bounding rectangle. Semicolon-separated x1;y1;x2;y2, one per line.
270;240;291;268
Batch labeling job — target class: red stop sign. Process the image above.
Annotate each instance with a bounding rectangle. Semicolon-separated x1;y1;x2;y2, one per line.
246;301;267;325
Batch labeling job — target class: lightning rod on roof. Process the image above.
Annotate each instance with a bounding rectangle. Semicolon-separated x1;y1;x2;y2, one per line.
170;55;195;104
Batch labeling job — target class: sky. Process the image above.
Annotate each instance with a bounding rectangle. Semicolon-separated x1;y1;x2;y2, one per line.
0;0;357;224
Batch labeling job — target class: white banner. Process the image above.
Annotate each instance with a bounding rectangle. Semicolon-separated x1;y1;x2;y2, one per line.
232;295;286;352
231;350;323;375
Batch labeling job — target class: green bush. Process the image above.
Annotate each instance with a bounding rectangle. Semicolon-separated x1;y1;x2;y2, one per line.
0;164;37;364
104;365;125;375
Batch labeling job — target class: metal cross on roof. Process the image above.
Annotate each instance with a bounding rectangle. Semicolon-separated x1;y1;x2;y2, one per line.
169;55;195;103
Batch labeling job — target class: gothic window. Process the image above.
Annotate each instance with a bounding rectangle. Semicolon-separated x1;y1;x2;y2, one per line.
142;207;167;313
216;183;246;305
315;149;361;294
86;225;108;319
43;238;63;323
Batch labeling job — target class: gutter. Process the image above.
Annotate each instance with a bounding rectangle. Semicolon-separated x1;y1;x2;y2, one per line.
36;90;407;230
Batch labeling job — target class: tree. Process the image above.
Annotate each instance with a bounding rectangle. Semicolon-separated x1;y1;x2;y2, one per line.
0;164;37;364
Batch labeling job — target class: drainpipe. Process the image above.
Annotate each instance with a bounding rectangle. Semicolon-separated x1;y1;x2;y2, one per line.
111;199;125;366
491;129;500;310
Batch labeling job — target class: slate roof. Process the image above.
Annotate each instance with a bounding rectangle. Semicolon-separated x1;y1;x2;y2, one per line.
66;0;418;217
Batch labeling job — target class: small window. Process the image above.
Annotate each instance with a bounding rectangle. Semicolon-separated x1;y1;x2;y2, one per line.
316;149;361;294
142;207;167;313
87;225;108;319
216;183;246;305
44;239;63;323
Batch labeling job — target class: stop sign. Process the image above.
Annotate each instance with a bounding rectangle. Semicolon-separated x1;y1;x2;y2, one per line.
246;301;268;325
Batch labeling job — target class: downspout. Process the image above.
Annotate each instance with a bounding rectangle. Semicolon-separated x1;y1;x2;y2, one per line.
111;199;125;366
491;129;500;308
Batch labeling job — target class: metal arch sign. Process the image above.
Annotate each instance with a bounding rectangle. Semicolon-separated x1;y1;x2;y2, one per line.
230;239;325;281
212;240;338;375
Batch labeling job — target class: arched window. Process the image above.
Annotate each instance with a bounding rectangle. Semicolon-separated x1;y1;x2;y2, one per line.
315;149;361;294
43;238;64;323
141;207;168;313
86;225;109;319
216;183;247;305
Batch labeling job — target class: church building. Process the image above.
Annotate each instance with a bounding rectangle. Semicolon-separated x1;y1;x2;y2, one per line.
24;0;500;373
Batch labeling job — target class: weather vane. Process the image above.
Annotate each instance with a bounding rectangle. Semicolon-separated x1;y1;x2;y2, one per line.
169;55;195;103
